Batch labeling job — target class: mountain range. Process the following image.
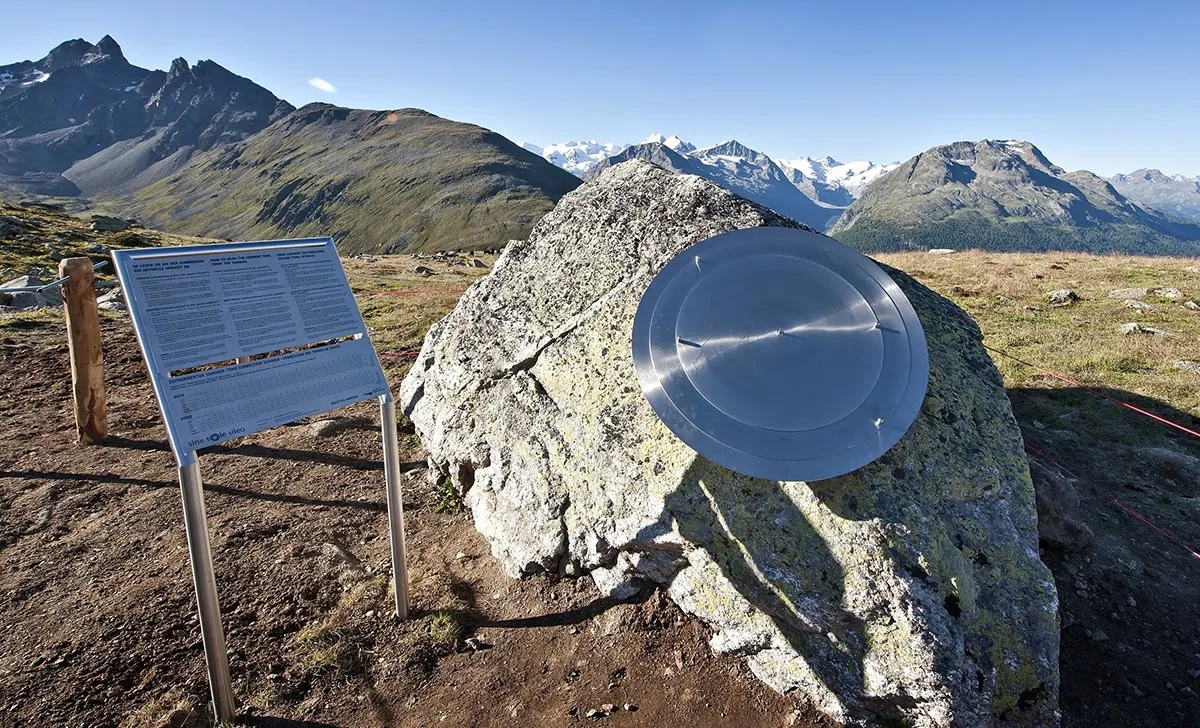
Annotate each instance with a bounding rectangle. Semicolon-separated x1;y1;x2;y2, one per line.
0;36;292;198
2;36;1198;256
831;140;1200;254
0;37;578;252
1108;169;1200;223
522;133;897;229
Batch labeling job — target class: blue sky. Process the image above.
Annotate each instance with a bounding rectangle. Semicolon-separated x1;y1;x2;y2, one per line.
8;0;1198;175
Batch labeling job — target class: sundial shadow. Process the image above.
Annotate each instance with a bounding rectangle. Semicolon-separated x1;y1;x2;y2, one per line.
641;455;891;713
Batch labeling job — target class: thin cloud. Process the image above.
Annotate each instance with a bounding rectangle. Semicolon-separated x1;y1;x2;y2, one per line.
308;77;336;93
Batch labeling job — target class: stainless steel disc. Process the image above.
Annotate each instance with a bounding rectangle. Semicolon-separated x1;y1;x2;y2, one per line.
632;227;928;481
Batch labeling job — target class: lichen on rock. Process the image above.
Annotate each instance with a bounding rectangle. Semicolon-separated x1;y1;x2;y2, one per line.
400;160;1060;727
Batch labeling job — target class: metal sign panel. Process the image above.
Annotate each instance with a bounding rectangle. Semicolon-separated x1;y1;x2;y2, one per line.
632;227;928;481
111;237;408;722
112;238;388;456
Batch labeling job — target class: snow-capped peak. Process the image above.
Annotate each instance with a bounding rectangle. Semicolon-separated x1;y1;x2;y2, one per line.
534;140;628;176
643;133;695;154
778;156;898;197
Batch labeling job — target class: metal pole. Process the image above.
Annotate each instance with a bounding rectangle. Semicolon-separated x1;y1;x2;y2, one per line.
178;457;236;722
379;395;410;620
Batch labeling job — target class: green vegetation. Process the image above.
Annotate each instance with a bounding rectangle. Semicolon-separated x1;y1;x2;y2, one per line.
838;214;1200;256
0;201;210;275
104;104;580;255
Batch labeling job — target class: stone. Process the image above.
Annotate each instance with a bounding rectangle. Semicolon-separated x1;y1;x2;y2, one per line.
1173;361;1200;373
1153;287;1183;300
1028;459;1094;551
1046;289;1079;306
1184;301;1200;311
1118;322;1165;335
401;161;1059;728
1108;287;1148;300
1123;299;1155;312
310;418;345;438
96;288;126;312
90;215;131;233
928;248;955;254
413;265;436;276
1;275;60;309
472;258;489;268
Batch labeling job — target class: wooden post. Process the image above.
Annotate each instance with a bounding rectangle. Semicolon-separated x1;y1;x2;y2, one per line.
60;257;108;444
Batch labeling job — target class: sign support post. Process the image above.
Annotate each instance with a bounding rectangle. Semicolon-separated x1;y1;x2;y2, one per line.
380;394;410;620
178;454;236;722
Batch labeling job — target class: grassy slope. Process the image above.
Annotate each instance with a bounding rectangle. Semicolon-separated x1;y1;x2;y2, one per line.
0;201;211;275
879;250;1200;435
101;105;580;255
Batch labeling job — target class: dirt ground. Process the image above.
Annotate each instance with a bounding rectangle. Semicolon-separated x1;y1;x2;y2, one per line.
0;317;817;728
2;259;1199;727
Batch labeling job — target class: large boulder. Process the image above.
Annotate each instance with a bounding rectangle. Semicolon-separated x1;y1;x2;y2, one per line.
400;161;1059;727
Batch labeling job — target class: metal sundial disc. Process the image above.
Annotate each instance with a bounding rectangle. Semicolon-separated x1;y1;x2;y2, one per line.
632;226;929;481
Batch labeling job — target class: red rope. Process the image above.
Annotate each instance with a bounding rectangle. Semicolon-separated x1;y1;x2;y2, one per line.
982;343;1200;441
1024;442;1200;560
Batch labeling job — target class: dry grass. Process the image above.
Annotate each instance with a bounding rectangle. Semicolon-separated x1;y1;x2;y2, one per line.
341;254;495;377
878;250;1200;424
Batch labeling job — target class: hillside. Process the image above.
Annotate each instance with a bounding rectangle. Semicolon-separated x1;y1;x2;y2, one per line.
105;104;581;253
1110;169;1200;223
831;140;1200;255
0;36;291;198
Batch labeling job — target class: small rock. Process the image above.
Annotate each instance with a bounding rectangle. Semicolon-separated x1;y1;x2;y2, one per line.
455;551;467;560
1123;299;1155;312
623;703;638;712
90;215;131;233
1047;289;1080;306
1187;668;1200;679
1109;287;1148;300
471;258;488;269
1183;686;1198;699
96;288;126;311
310;418;343;438
1153;287;1183;300
1027;272;1044;279
601;704;617;712
365;610;375;618
585;708;603;719
928;248;955;254
413;266;436;276
1173;361;1200;373
87;242;108;253
1118;322;1165;335
1183;301;1200;311
1031;420;1046;430
463;636;491;651
1087;628;1109;643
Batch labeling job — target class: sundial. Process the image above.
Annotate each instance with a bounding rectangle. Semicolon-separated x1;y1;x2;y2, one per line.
632;227;928;481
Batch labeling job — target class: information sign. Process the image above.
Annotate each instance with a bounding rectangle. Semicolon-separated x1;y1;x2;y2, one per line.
112;238;408;722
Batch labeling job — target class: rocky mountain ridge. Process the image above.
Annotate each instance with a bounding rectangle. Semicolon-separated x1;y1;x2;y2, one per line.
831;139;1200;255
0;36;292;198
1;36;580;253
524;133;896;217
582;140;842;230
1109;168;1200;223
